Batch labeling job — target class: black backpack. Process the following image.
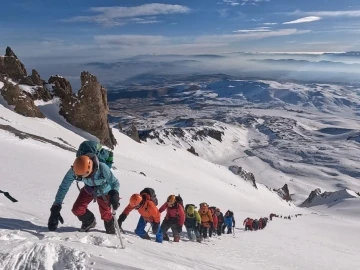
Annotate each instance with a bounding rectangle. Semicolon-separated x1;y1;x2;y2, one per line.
140;188;158;206
175;194;184;208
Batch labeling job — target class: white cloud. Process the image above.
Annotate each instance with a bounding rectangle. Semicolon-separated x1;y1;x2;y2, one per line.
233;27;271;33
263;22;277;25
222;0;241;6
292;9;360;17
62;3;190;26
221;0;269;6
283;16;322;24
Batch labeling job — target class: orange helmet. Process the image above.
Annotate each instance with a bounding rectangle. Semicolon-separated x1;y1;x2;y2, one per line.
167;195;176;204
73;155;93;177
129;194;143;208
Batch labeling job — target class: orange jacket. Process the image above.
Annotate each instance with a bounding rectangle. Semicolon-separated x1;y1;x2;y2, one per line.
199;209;213;227
122;194;161;223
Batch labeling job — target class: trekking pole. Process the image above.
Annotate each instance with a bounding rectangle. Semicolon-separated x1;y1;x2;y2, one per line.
111;207;125;249
0;190;18;202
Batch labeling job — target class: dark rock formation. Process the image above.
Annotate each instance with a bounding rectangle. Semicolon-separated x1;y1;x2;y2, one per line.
229;165;258;189
48;75;73;99
274;184;292;201
127;124;140;143
5;47;18;58
138;127;223;144
187;146;199;156
30;69;44;86
19;69;43;86
0;47;27;81
0;47;51;101
0;79;44;118
299;188;322;207
52;71;116;149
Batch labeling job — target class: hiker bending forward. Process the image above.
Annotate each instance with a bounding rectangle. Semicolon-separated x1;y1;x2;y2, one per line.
48;154;120;234
159;195;185;242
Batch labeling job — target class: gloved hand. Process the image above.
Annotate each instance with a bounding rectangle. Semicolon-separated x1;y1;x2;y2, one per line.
48;205;64;231
152;222;160;234
177;224;183;234
108;190;120;210
118;213;127;228
209;221;213;228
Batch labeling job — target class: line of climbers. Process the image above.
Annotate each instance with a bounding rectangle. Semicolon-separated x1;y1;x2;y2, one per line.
269;213;303;221
46;140;234;243
243;217;268;231
117;190;236;243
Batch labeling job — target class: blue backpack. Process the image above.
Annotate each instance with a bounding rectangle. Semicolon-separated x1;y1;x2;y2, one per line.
76;141;113;169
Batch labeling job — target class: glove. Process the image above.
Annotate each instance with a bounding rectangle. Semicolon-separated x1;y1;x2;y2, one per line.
152;222;160;234
118;213;127;228
108;190;120;210
177;224;183;234
48;205;64;231
209;222;213;228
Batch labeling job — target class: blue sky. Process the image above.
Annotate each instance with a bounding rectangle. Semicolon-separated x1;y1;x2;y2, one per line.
2;0;360;61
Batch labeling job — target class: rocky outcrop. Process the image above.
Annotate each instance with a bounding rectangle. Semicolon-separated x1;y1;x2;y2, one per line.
0;47;51;101
127;124;140;143
274;184;292;201
19;69;43;86
48;75;72;99
53;72;116;149
300;188;322;207
187;146;199;156
229;165;258;189
0;79;44;118
30;69;43;86
0;47;27;81
138;126;224;144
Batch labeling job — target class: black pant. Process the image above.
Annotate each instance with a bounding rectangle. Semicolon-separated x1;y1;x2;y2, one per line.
161;218;180;238
245;225;252;231
199;225;209;238
217;222;223;236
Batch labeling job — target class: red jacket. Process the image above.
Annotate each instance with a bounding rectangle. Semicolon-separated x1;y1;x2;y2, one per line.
159;202;185;226
212;213;218;228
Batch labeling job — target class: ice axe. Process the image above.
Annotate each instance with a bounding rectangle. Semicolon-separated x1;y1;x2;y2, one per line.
111;207;125;249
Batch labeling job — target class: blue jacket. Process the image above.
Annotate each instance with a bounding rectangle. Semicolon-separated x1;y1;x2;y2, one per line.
224;216;235;227
53;162;119;205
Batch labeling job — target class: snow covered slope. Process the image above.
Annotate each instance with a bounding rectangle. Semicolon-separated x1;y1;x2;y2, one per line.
1;102;360;270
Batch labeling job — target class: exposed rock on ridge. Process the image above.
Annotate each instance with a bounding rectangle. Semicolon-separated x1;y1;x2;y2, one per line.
0;79;44;118
0;46;27;80
51;72;117;149
273;184;292;201
229;165;258;189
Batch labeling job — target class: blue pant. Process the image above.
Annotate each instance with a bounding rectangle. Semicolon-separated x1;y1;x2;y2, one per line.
186;226;200;240
134;216;163;243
